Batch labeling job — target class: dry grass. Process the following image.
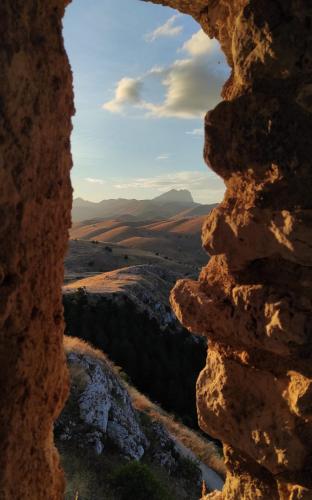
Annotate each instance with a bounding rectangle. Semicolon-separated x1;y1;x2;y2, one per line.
68;213;207;266
63;336;226;479
64;336;108;364
126;387;226;478
64;336;122;387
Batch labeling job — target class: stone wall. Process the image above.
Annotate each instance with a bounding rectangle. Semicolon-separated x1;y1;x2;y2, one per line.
0;1;73;498
165;0;312;498
0;0;310;498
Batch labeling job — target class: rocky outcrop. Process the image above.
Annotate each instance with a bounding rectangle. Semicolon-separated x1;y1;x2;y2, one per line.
1;0;310;498
56;337;206;499
64;264;184;329
167;0;312;499
63;265;206;428
56;338;149;459
0;1;72;498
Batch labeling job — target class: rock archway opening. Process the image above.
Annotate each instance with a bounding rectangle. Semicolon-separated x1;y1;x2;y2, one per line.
63;0;228;212
0;0;310;499
60;0;229;433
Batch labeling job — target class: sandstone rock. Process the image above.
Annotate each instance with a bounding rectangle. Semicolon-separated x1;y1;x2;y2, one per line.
0;1;73;498
168;1;312;498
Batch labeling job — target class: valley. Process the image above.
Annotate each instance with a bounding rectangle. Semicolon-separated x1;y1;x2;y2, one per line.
64;190;214;427
59;189;224;498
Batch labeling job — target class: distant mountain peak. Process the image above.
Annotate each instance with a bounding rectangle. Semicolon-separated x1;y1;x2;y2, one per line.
72;189;198;222
153;189;194;204
73;197;96;207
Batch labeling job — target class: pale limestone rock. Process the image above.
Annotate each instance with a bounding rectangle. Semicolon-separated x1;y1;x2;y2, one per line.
57;349;149;460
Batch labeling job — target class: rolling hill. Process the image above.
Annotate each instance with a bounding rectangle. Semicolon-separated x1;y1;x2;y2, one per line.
67;190;218;281
69;215;209;269
64;191;220;450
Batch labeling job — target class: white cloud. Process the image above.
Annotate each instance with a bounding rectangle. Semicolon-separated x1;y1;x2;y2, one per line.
186;128;204;136
103;29;230;119
144;15;183;42
156;153;170;160
182;30;217;57
85;177;105;185
143;57;222;118
103;77;142;113
148;65;166;75
114;170;224;194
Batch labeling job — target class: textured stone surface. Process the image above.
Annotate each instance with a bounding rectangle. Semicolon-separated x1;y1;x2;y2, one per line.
56;337;205;495
168;0;312;499
62;265;206;429
0;1;72;498
0;0;311;498
56;338;149;460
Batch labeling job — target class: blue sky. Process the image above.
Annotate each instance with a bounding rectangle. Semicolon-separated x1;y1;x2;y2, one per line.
63;0;229;203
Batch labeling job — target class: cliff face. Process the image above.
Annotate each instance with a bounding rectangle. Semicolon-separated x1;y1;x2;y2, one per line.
62;265;206;429
56;337;205;500
0;0;311;499
166;0;312;498
56;338;149;461
0;1;73;499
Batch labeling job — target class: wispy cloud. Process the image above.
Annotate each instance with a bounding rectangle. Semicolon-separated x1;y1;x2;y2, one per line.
114;170;224;194
186;128;204;136
144;15;183;42
156;153;170;160
103;30;229;119
85;177;105;185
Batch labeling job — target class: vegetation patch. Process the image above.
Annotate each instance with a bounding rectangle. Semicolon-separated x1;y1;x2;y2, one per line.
110;462;173;500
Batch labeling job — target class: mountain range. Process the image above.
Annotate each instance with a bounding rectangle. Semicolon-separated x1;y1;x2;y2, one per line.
72;189;216;223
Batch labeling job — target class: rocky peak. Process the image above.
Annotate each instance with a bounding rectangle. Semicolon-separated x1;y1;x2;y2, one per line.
153;189;194;204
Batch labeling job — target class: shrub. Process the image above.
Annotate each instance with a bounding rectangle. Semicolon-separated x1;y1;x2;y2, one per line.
60;450;98;500
76;287;87;298
177;456;201;482
110;462;173;500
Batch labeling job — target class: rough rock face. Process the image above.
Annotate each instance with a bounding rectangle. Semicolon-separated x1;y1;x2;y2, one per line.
62;265;206;428
56;337;203;492
166;1;312;499
56;339;149;460
0;1;72;499
1;0;311;498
